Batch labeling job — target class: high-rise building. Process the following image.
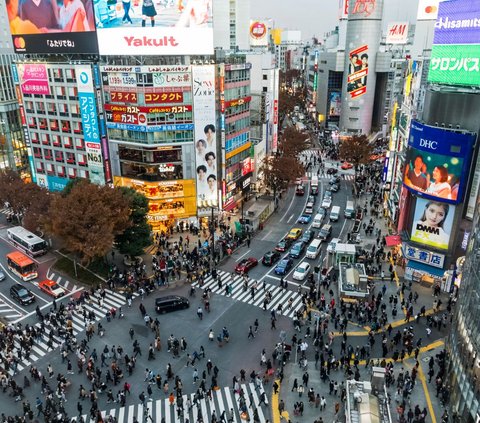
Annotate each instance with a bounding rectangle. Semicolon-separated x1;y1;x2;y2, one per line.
273;30;302;72
213;0;250;51
0;5;29;178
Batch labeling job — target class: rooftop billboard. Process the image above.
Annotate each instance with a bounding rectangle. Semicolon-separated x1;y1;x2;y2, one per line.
428;0;480;86
93;0;213;55
5;0;98;53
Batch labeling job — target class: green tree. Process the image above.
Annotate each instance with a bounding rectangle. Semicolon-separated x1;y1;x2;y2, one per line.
115;187;152;258
45;180;131;265
338;135;375;169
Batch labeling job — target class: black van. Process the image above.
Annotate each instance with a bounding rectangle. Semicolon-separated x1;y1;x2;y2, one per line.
155;295;190;314
10;284;35;305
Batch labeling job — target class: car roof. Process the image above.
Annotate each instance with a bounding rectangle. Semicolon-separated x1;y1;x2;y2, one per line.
156;295;185;302
39;279;56;286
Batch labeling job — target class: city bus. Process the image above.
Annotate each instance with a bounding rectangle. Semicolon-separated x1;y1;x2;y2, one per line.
6;251;38;281
7;226;48;257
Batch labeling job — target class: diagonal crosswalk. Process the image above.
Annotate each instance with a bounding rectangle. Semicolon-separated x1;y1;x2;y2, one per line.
76;382;269;423
193;269;305;319
7;289;135;377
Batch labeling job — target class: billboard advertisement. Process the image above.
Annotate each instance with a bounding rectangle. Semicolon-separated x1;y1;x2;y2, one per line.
410;198;455;250
76;65;105;186
328;91;341;116
192;65;217;208
403;120;475;204
93;0;213;55
250;20;269;47
428;0;480;87
417;0;440;20
386;22;408;44
17;64;50;95
6;0;98;53
347;45;368;99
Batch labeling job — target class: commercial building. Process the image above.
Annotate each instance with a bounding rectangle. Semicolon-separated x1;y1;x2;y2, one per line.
12;62;109;191
213;0;250;51
274;30;302;72
217;54;253;212
0;6;29;178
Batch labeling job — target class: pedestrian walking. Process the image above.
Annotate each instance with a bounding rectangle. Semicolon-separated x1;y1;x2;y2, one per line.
248;326;255;339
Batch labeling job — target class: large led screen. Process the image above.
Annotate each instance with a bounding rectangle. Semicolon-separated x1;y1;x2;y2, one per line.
428;0;480;86
5;0;98;53
403;121;475;204
410;198;455;250
93;0;213;55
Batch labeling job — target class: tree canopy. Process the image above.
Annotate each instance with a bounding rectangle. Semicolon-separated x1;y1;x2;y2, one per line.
338;135;375;168
0;170;50;231
45;179;131;264
260;154;304;197
115;187;152;258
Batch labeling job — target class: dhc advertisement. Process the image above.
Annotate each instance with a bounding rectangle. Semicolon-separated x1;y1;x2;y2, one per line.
403;120;476;204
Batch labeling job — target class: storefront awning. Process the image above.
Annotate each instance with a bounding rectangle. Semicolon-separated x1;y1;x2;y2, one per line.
406;260;445;278
385;235;402;247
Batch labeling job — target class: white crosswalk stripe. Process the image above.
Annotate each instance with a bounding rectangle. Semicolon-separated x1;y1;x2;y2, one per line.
7;289;135;377
47;272;77;292
77;383;268;423
193;269;305;319
0;302;22;320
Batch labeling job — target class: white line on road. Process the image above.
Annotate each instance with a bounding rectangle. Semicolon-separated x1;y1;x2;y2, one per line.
235;249;251;262
261;230;273;241
280;188;298;222
287;214;294;223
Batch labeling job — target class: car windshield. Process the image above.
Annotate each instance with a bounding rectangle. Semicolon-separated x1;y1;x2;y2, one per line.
297;267;305;273
18;288;29;296
50;283;60;290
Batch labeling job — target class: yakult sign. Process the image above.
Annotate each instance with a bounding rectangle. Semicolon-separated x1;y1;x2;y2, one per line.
94;0;213;55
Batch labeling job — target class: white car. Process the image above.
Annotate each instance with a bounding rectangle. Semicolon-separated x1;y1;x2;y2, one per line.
293;262;311;281
0;270;5;281
327;238;341;254
321;197;332;209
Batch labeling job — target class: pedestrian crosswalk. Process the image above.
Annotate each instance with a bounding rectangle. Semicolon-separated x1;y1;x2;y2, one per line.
76;382;269;423
7;289;134;377
0;301;22;320
46;271;79;292
193;269;305;319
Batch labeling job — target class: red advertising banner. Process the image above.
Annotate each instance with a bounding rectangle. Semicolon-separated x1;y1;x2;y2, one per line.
273;100;278;124
110;91;138;103
224;96;252;108
145;92;184;104
104;104;192;114
347;45;369;99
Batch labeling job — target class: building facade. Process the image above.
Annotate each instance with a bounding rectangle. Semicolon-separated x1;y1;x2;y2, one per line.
13;62;109;191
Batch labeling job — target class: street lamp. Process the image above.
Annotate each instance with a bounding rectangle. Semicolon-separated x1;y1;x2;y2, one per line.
204;199;218;270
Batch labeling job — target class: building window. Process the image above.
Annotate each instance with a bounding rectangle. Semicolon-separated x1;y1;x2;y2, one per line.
46;162;55;175
78;153;87;166
62;121;70;133
73;121;82;134
43;149;52;160
41;133;50;145
33;147;42;158
68;167;76;178
36;162;44;173
57;165;65;177
66;152;76;164
64;136;73;149
55;151;64;162
49;119;59;131
75;138;85;150
79;170;89;179
52;135;61;147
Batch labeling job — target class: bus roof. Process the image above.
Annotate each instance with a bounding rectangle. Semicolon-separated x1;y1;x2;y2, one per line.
6;251;34;266
7;226;45;244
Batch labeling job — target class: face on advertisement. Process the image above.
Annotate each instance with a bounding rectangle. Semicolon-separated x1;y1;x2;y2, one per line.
196;165;206;182
411;199;453;250
204;124;215;147
8;0;93;34
196;139;207;157
207;174;216;194
205;152;215;171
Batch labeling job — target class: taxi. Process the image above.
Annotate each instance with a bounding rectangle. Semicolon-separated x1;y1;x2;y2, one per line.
38;279;66;298
287;228;303;240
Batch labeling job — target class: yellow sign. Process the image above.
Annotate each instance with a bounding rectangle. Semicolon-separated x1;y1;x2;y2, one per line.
226;142;251;160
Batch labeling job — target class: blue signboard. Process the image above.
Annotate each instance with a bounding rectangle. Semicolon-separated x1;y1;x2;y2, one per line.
403;120;475;204
48;175;69;192
433;0;480;45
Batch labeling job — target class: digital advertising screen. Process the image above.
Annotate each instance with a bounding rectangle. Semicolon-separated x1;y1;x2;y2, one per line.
403;120;475;204
93;0;213;55
347;45;368;99
328;91;341;116
410;198;455;250
428;0;480;86
5;0;98;53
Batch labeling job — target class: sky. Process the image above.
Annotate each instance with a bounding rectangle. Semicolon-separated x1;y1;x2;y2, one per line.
249;0;420;40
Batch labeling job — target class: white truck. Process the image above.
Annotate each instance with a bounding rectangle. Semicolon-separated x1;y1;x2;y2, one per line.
311;175;319;196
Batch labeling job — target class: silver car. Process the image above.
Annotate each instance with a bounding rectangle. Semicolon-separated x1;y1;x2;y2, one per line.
0;270;6;281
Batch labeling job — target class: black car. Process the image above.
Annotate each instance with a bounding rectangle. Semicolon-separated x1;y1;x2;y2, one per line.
262;251;281;266
300;229;315;243
155;295;190;314
10;284;35;305
327;168;338;175
275;237;293;252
